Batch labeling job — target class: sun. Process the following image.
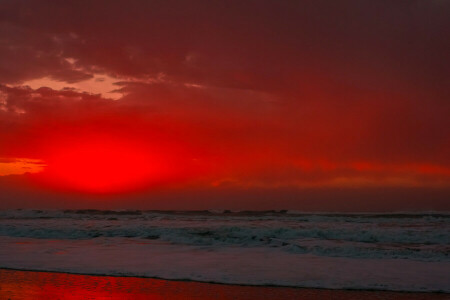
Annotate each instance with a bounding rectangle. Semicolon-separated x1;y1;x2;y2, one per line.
37;135;183;194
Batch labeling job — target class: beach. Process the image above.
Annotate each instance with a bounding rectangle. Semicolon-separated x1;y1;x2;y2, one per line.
1;269;448;300
0;210;449;295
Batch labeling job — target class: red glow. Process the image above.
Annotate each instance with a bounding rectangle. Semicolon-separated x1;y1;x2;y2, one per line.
0;269;433;300
36;134;193;194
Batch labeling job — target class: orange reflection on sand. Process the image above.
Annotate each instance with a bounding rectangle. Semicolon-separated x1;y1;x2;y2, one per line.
0;269;448;300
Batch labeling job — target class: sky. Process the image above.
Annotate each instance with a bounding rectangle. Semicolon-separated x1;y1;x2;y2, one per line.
0;0;449;210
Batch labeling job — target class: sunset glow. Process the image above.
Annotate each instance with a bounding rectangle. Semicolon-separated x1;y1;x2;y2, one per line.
38;136;185;193
0;158;46;176
0;0;448;210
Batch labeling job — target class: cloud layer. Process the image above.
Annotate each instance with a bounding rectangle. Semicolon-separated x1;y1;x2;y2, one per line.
0;1;449;208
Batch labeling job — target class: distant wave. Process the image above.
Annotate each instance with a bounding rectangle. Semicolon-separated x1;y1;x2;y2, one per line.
2;208;449;218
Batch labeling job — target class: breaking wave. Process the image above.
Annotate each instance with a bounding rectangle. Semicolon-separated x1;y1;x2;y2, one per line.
0;209;448;262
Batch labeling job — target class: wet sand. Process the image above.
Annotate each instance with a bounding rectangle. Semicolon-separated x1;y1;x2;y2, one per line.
0;269;447;299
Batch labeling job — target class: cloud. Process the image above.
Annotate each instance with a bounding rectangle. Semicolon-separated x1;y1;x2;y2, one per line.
21;73;123;100
0;1;448;201
0;1;448;92
0;158;46;176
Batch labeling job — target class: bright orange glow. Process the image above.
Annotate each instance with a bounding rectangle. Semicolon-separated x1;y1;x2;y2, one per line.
0;158;46;176
36;134;193;194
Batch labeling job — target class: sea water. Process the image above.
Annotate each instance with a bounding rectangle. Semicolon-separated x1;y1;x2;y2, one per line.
0;209;449;292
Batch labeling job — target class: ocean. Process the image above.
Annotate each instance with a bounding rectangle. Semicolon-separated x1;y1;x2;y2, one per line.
0;209;449;292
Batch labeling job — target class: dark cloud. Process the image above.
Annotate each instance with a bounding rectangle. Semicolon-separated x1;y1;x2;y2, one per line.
1;1;448;91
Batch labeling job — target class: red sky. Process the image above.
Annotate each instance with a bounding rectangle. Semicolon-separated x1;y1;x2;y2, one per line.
0;0;449;210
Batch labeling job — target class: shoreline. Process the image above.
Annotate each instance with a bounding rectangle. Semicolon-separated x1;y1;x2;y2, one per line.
1;266;448;294
0;268;448;299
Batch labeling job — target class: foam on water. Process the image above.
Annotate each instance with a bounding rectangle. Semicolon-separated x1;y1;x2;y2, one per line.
0;209;449;292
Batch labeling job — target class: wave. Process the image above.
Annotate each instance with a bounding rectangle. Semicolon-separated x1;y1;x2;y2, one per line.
0;237;448;292
0;209;448;262
1;209;449;222
1;209;449;292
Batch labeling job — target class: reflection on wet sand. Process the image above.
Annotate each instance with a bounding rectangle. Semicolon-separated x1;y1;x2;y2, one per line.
0;269;447;300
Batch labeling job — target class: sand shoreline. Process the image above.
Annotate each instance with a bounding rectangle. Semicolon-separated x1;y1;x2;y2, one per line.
1;266;448;293
0;268;448;299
